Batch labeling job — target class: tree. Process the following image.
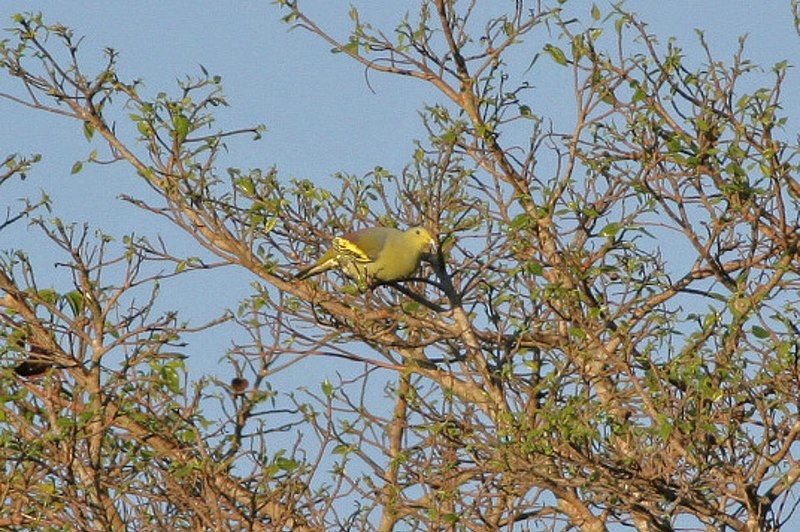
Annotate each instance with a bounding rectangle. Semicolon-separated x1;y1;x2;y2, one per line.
1;1;800;530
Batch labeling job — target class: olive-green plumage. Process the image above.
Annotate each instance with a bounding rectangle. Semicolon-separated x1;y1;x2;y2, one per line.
295;226;435;282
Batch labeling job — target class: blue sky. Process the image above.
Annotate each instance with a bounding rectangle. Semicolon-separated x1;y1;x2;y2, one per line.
2;0;784;369
1;1;799;527
2;1;797;236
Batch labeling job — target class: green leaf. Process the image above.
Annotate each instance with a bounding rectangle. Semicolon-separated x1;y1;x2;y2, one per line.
236;176;255;196
37;288;59;305
161;366;181;394
591;4;600;21
64;291;84;316
772;59;789;73
261;217;277;233
443;513;460;524
71;161;83;175
342;40;359;55
751;325;769;339
173;463;194;479
56;417;75;429
83;121;95;141
440;130;458;144
526;261;544;275
599;222;622;237
657;415;673;440
402;300;421;314
476;122;494;139
599;88;616;105
332;444;351;456
569;327;586;339
173;114;190;142
509;213;530;230
321;379;333;397
544;44;568;66
275;457;299;471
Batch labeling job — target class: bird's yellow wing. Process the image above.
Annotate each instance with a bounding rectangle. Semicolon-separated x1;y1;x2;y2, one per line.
332;236;372;263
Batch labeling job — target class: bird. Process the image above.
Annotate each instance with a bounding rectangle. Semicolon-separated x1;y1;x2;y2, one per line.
295;226;435;284
13;344;53;378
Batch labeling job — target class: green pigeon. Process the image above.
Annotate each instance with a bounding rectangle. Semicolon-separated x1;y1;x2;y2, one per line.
295;226;435;283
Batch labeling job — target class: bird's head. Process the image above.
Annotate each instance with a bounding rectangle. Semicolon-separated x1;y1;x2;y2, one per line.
407;226;436;250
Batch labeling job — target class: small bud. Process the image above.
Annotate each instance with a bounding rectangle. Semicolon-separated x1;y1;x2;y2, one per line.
230;377;249;394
